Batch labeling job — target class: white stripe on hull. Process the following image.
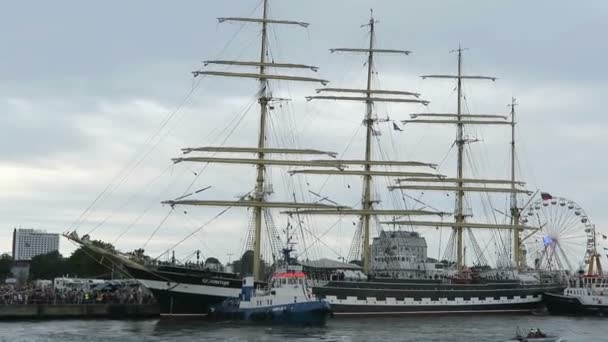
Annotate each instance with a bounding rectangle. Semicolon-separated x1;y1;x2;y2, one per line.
325;294;541;307
138;279;240;298
325;294;541;316
334;309;531;316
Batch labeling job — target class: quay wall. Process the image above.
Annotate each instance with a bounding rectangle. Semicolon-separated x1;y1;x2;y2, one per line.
0;304;159;320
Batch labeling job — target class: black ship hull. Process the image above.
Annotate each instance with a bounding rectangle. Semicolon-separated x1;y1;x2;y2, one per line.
125;263;565;317
124;264;244;317
543;292;608;316
312;280;564;317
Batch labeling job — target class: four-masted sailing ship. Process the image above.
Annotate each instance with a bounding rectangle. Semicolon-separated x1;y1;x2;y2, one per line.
66;1;566;316
281;14;564;316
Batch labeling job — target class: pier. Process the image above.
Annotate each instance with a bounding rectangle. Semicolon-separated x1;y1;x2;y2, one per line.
0;303;159;320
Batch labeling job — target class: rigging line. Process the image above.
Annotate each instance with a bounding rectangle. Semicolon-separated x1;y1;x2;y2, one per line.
178;212;221;257
466;146;499;224
269;101;318;258
175;250;197;264
112;195;158;245
299;219;345;259
210;0;261;61
96;90;256;239
70;79;204;232
516;130;539;189
88;162;176;236
66;240;133;279
240;209;256;256
398;191;441;212
154;191;252;261
375;136;406;215
203;90;260;146
142;208;174;250
180;95;257;196
437;142;456;172
399;138;454;224
476;229;496;266
112;157;212;245
290;193;312;260
316;124;363;195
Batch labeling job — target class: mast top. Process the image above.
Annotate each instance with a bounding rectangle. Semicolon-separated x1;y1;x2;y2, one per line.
508;97;518;112
422;47;497;82
361;8;378;27
195;0;326;86
217;17;309;28
449;45;468;54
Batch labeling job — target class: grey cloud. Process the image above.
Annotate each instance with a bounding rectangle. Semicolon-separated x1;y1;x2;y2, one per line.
1;0;607;264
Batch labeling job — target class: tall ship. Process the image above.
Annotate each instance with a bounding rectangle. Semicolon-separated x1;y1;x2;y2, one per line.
64;1;589;317
279;13;567;316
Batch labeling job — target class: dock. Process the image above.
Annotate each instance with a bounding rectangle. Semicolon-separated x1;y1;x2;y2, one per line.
0;304;159;320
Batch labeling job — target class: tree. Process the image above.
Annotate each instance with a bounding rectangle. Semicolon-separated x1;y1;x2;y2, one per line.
228;251;271;278
238;250;254;276
0;253;12;280
29;251;67;280
205;257;220;265
66;240;116;278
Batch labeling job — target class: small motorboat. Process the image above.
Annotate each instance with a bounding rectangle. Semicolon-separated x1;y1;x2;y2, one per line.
208;247;332;325
507;328;563;342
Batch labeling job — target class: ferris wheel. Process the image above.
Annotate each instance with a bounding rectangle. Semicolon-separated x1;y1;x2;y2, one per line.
521;196;596;273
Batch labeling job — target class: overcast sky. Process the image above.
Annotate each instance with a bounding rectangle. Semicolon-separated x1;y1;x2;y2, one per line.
2;0;607;267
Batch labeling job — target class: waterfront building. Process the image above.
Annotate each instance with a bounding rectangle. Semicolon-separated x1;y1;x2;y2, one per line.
12;228;59;261
371;230;435;278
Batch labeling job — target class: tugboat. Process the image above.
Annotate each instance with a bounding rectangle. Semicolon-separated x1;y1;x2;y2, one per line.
209;246;332;325
544;275;608;316
543;238;608;316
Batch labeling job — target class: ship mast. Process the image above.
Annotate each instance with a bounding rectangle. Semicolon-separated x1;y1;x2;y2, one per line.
294;11;443;275
165;0;348;281
442;47;496;272
361;13;376;276
508;97;522;270
253;0;270;283
388;48;539;272
455;47;465;273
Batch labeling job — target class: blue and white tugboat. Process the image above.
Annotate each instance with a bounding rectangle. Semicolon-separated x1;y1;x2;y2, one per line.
209;247;332;325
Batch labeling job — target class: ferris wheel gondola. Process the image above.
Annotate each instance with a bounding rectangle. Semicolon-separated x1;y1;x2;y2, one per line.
521;196;595;273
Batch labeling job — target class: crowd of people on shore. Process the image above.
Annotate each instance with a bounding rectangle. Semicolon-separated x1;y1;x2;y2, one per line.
0;282;156;305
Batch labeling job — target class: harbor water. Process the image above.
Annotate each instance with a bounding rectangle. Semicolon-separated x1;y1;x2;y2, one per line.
1;315;606;342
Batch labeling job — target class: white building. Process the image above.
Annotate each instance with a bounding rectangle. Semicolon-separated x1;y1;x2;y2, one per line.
371;230;444;279
12;228;60;261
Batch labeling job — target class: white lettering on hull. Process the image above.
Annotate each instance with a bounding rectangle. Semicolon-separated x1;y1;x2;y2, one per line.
138;279;240;298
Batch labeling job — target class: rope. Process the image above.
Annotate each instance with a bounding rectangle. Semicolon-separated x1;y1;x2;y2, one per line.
142;209;174;250
73;79;203;234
